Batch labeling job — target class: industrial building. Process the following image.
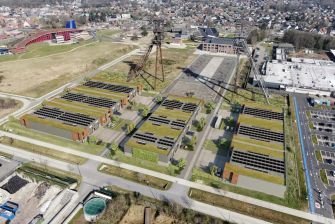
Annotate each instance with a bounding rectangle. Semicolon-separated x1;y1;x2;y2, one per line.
258;58;335;93
224;104;285;186
12;28;83;53
200;37;243;54
124;95;201;165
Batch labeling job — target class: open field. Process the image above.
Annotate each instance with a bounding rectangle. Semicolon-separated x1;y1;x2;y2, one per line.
238;114;283;132
96;47;197;91
99;164;171;190
225;163;284;185
231;139;284;159
0;98;23;118
189;188;310;224
0;136;87;164
1;119;105;155
0;41;136;97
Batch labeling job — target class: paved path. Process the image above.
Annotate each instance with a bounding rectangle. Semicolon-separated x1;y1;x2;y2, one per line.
0;131;334;224
0;144;270;224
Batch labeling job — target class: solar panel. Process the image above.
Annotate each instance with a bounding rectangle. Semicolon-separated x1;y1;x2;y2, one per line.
61;93;117;109
33;107;96;127
231;150;285;174
243;107;283;120
83;81;134;94
237;125;284;143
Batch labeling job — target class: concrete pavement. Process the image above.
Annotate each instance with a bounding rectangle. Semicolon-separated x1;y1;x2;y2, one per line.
0;131;334;224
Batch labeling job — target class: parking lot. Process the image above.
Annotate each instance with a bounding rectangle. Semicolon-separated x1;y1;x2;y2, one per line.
310;110;335;122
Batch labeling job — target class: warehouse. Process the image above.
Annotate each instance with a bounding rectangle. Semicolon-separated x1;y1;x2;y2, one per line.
20;107;99;141
259;58;335;92
124;96;201;165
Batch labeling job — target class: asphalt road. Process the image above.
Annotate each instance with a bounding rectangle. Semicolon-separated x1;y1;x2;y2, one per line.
294;94;334;218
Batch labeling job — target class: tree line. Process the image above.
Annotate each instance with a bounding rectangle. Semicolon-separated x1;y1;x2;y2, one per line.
282;30;335;51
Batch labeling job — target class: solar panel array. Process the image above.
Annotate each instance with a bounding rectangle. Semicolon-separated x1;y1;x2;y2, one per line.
33;107;96;127
61;92;117;109
83;80;134;94
243;107;283;120
148;116;186;129
237;125;284;143
133;132;175;150
231;150;285;174
161;99;198;113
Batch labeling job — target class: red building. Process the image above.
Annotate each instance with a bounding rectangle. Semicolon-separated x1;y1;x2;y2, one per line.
12;28;81;53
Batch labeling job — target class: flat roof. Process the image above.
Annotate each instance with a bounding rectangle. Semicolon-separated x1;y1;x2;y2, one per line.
264;58;335;91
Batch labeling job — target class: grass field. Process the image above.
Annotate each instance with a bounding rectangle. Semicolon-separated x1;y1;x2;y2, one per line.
0;136;87;164
98;47;197;91
238;114;283;132
189;188;310;224
19;162;81;189
109;149;178;176
0;41;136;97
1;119;105;155
320;169;328;185
233;135;283;151
315;150;322;162
203;139;229;156
231;139;284;159
99;164;171;190
125;139;169;155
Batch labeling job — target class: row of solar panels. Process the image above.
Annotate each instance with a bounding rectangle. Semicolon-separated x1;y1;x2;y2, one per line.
148;116;186;129
243;107;283;121
237;125;284;143
161;99;198;113
133;132;176;150
61;92;117;109
231;150;285;174
33;107;96;127
84;80;134;94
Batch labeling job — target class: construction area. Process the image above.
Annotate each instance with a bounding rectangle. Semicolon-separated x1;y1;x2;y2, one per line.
124;95;201;164
0;168;76;224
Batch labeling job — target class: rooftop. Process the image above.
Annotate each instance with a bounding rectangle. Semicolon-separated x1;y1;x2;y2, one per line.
264;58;335;91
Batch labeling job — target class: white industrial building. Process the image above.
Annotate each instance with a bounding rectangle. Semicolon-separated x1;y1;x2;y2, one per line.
257;58;335;93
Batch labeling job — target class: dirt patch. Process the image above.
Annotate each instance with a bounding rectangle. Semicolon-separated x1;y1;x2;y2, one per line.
289;51;330;60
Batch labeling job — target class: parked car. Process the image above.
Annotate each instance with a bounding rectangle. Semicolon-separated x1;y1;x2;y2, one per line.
325;159;333;164
216;168;223;177
330;171;335;177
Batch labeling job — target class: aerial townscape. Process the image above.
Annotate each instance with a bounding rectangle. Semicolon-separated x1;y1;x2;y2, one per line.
1;0;335;223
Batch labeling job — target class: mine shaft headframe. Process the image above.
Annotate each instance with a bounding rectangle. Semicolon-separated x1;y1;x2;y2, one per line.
152;18;164;44
127;17;166;90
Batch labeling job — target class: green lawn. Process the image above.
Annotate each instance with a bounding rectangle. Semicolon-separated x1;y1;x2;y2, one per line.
0;136;87;165
110;149;178;176
139;122;181;138
19;162;81;189
233;135;283;151
232;139;284;159
154;107;191;121
189;188;310;224
2;120;105;155
225;163;285;185
0;40;94;63
315;150;322;162
238;114;283;132
99;163;171;190
125;139;169;155
320;170;328;185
